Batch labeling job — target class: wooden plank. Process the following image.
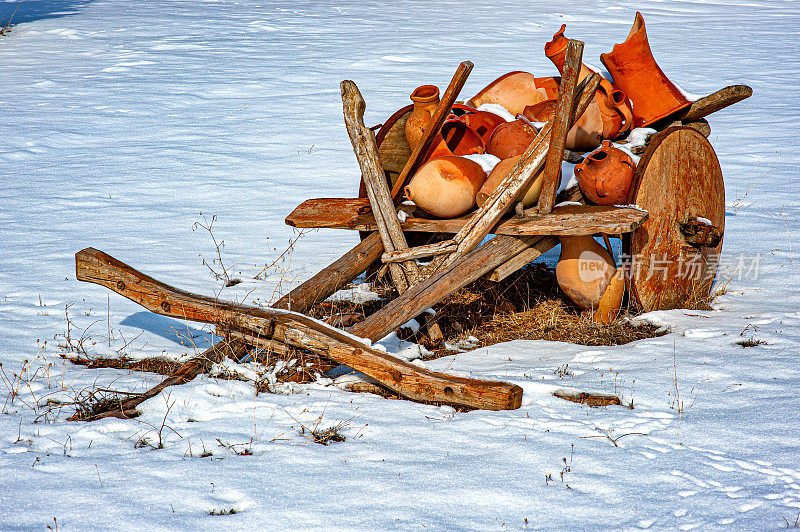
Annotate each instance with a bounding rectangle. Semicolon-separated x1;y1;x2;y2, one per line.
390;61;473;203
382;239;457;263
341;80;420;292
272;231;383;312
75;248;522;411
285;197;371;229
679;85;752;122
536;39;583;214
486;236;559;282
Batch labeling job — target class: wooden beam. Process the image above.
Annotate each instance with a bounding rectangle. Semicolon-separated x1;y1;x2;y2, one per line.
341;80;420;292
382;239;457;263
536;39;583;214
390;61;474;203
75;248;522;411
679;84;752;122
485;236;559;282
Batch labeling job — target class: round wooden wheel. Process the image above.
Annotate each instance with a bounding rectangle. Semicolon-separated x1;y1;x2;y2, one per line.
623;126;725;311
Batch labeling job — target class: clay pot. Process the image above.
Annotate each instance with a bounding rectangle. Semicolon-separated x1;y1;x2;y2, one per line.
574;141;636;205
600;12;692;128
405;85;440;152
592;268;626;324
486;119;539;160
459;110;506;145
556;235;616;310
545;24;634;139
523;100;603;152
476;155;551;208
404;156;488;218
466;72;560;115
440;118;485;156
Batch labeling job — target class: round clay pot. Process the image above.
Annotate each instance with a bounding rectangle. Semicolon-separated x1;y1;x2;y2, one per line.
404;156;488;218
466;72;560;115
405;85;440;152
475;155;558;208
600;12;692;128
556;235;616;310
486;119;539;160
592;268;626;324
574;140;636;205
523;100;603;152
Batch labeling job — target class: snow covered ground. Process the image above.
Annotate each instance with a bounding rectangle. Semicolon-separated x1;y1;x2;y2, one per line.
1;0;799;529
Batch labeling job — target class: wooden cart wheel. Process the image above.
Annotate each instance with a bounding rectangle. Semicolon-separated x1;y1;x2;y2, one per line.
623;126;725;311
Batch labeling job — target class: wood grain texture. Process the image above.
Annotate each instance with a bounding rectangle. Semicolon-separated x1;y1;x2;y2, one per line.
75;248;522;410
382;239;457;263
390;61;474;202
623;126;725;311
272;231;383;312
679;84;752;122
342;80;420;291
486;236;559;282
537;39;583;214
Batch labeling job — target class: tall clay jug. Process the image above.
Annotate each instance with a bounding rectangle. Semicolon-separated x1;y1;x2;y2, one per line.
556;236;616;310
405;85;440;152
600;12;691;128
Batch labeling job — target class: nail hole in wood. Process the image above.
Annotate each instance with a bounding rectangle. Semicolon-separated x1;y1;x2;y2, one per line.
116;280;125;290
161;301;171;312
444;386;454;397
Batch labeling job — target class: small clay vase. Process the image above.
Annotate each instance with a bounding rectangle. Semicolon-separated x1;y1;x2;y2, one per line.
556;235;616;310
573;141;636;205
405;85;440;152
475;155;553;208
523;100;603;152
545;24;634;139
600;12;692;128
404;156;488;218
486;119;539;160
466;72;560;115
592;268;626;324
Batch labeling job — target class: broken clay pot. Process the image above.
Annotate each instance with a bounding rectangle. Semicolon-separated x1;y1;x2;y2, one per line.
523;100;603;152
466;72;560;116
458;110;506;145
573;140;636;206
600;12;692;128
592;268;626;324
556;235;616;311
475;155;551;208
404;156;488;218
486;119;539;160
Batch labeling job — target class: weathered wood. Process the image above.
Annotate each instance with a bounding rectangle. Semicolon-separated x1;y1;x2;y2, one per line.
342;80;420;292
68;339;249;421
273;231;383;312
382;239;457;263
375;105;413;187
679;84;752;122
390;61;474;203
285;197;372;229
429;72;601;273
287;200;648;236
536;39;583;214
486;236;559;282
623;127;725;311
348;234;547;342
75;248;523;410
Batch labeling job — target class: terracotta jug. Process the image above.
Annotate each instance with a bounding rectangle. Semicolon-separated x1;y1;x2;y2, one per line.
600;12;691;128
545;24;634;139
404;156;488;218
486;119;539;160
466;72;560;115
405;85;440;152
475;155;552;208
523;100;603;152
556;235;616;310
573;141;636;205
592;268;626;324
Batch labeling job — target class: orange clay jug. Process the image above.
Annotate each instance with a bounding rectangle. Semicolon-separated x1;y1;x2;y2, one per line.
466;72;560;116
405;85;440;152
600;12;691;128
404;156;488;218
573;141;636;206
556;235;616;310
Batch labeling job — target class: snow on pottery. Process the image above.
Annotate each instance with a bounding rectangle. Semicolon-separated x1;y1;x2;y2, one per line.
592;268;626;324
476;155;548;208
556;235;616;310
545;24;634;140
573;140;636;205
405;84;440;152
404;155;488;218
466;72;560;115
486;119;539;160
600;12;692;128
523;100;603;152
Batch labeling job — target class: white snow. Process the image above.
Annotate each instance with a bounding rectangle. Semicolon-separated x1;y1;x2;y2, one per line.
1;0;799;530
475;102;516;122
462;152;501;174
